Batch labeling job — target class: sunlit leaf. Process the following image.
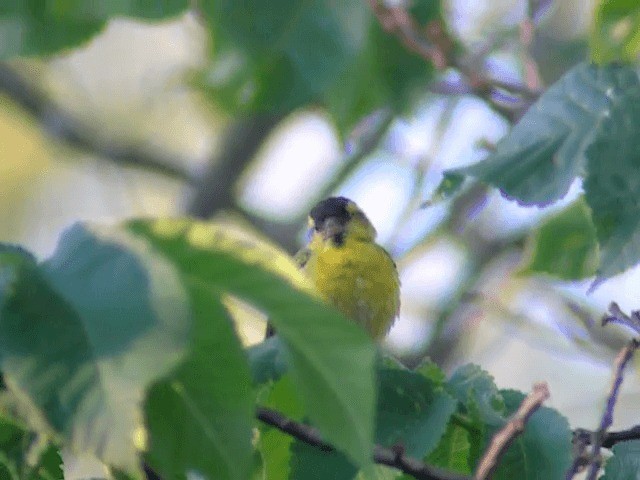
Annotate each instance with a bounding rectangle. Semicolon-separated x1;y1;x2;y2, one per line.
591;0;640;64
129;219;376;466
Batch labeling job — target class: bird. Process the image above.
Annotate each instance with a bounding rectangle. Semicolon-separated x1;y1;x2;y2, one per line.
268;196;400;340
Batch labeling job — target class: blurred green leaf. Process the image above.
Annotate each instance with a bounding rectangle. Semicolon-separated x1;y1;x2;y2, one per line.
258;375;305;480
0;225;191;475
376;368;456;459
591;0;640;64
290;441;357;480
0;415;62;480
144;291;253;480
325;4;438;136
129;219;376;467
491;390;571;480
426;421;472;474
0;1;189;59
203;0;439;135
521;198;599;280
584;78;640;281
204;0;370;114
423;173;466;207
247;336;289;385
601;440;640;479
450;63;640;206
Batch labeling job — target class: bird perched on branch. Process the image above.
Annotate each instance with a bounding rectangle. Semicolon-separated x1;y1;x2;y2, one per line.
268;196;400;340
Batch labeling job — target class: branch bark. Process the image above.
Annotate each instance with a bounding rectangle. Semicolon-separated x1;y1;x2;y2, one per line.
474;382;550;480
0;62;193;183
256;406;471;480
566;336;640;480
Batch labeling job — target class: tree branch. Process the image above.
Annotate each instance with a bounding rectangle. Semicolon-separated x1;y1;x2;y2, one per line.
256;406;471;480
474;382;550;480
366;0;541;122
0;62;193;183
585;338;639;480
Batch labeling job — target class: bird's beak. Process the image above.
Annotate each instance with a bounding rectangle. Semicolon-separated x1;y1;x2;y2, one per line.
321;217;343;241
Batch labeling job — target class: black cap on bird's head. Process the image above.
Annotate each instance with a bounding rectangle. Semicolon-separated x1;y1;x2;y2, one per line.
308;196;376;244
309;196;351;231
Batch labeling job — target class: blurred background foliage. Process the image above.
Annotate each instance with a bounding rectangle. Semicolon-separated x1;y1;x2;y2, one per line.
1;0;639;433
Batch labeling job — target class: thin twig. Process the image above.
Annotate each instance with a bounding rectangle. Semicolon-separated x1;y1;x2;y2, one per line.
366;0;541;122
474;382;550;480
583;338;640;480
0;63;193;183
256;407;471;480
602;301;640;336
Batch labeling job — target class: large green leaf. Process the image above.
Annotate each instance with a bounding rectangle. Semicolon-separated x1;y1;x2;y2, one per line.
375;368;456;459
144;287;253;480
491;390;571;480
450;63;640;206
0;225;191;474
584;79;640;280
128;219;376;466
591;0;640;64
601;440;640;479
324;4;438;136
520;198;599;280
0;1;189;59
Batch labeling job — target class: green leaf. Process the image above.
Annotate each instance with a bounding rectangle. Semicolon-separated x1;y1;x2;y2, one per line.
446;364;505;466
0;1;189;59
204;0;371;114
128;219;376;467
289;441;357;480
520;198;599;280
376;368;456;459
258;375;305;480
422;173;466;207
0;224;192;474
591;0;640;64
491;390;571;480
144;287;253;480
247;336;289;385
601;440;640;479
584;77;640;281
426;420;472;474
450;62;640;206
447;365;505;428
0;415;62;480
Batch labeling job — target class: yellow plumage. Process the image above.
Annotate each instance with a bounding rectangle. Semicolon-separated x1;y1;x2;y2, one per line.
298;197;400;340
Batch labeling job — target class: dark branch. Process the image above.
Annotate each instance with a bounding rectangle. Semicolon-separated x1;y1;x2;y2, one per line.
366;0;541;122
0;62;193;183
602;301;640;336
474;382;550;480
256;407;471;480
585;338;639;480
567;336;640;480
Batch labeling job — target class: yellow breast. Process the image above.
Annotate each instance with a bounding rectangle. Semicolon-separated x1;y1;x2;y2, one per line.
304;236;400;339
